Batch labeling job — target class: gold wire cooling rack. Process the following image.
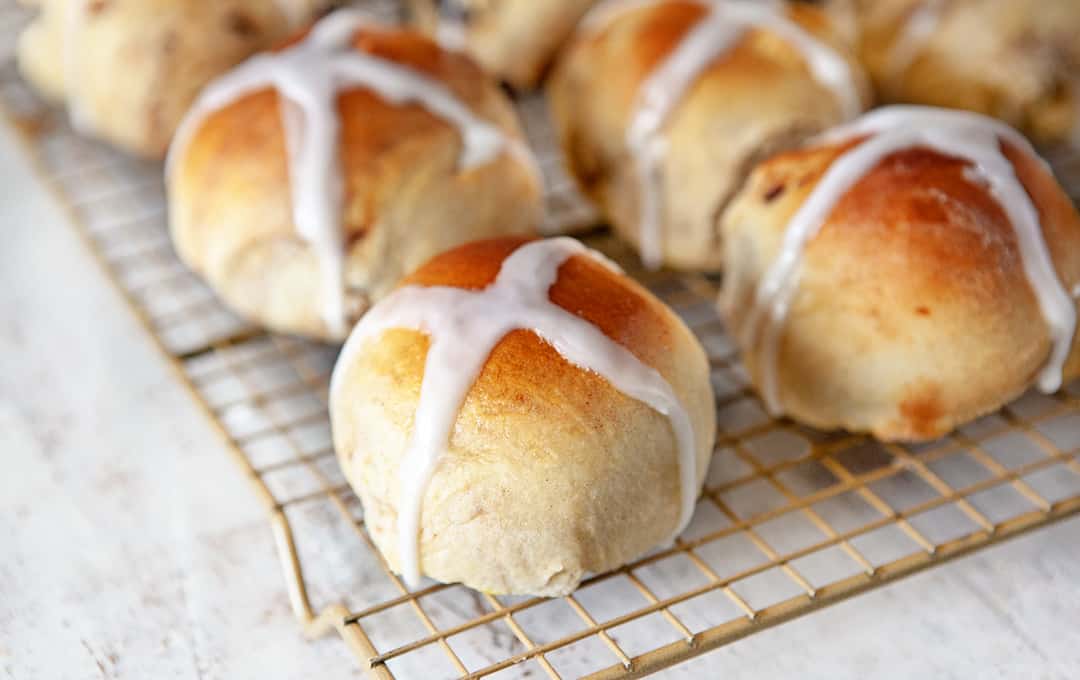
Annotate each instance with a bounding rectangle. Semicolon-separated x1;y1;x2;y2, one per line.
4;2;1080;677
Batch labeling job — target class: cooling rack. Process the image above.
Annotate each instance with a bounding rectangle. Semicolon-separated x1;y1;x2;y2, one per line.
4;1;1080;677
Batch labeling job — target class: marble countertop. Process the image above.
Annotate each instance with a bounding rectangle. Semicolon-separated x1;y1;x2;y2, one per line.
2;121;1079;680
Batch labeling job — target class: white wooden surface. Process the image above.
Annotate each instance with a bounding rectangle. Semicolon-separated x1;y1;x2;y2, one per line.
1;121;1078;680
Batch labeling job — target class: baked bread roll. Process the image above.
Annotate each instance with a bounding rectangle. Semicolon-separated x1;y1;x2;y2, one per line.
406;0;597;89
167;10;543;341
17;0;335;158
854;0;1080;148
720;106;1080;441
549;0;869;271
330;237;716;596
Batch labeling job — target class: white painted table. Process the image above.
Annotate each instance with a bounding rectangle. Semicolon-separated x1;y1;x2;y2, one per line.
1;121;1078;680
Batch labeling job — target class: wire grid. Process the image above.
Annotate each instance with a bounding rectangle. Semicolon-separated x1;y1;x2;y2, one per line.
4;1;1080;677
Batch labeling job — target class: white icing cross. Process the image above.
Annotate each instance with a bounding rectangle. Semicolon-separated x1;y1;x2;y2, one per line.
167;9;539;337
583;0;863;269
737;106;1076;414
331;238;699;588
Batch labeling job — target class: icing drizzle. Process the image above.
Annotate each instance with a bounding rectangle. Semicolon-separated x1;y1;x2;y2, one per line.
167;9;538;337
737;106;1076;415
583;0;862;269
331;238;699;588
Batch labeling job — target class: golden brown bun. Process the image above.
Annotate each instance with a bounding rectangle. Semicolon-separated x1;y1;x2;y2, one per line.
549;0;870;271
168;26;543;341
720;138;1080;441
407;0;597;89
17;0;333;158
330;238;717;596
855;0;1080;147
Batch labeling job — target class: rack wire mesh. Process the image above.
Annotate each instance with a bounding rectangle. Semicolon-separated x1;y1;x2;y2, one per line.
3;1;1080;677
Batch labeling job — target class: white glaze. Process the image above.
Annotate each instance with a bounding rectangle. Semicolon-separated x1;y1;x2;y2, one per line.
739;106;1076;415
331;238;698;588
584;0;862;269
886;0;945;81
168;9;538;337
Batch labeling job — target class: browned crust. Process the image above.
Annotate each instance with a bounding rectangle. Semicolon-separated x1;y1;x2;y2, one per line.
170;22;538;340
726;133;1080;440
558;0;851;149
759;139;1080;302
330;235;717;595
177;24;519;249
549;0;866;270
402;237;677;372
